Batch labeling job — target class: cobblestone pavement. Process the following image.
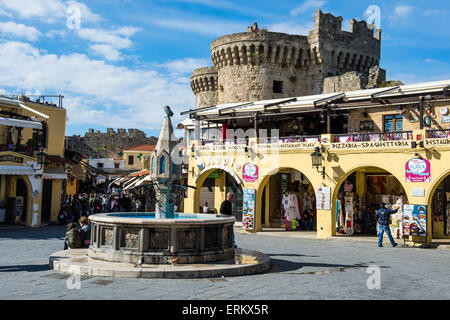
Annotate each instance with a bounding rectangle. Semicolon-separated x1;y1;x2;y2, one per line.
0;225;449;300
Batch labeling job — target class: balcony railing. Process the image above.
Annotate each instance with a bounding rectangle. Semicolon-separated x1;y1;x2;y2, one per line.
333;131;413;143
259;135;321;144
428;129;450;139
0;144;34;157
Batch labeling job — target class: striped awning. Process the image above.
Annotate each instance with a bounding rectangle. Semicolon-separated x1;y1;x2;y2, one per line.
0;165;35;175
43;167;67;180
0;116;43;129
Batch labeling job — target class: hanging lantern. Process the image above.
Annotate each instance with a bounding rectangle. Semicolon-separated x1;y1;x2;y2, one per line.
310;147;322;168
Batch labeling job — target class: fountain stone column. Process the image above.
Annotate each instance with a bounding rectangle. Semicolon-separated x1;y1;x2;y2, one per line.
150;106;181;219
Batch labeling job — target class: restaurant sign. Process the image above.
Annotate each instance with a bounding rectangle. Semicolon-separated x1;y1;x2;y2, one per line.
330;140;410;150
0;155;23;163
405;158;431;183
242;163;258;182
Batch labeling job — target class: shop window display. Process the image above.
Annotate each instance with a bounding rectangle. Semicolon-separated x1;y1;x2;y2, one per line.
336;171;408;238
431;175;450;237
265;169;316;231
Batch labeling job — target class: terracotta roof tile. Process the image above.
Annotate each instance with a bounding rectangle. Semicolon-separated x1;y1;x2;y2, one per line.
124;144;156;152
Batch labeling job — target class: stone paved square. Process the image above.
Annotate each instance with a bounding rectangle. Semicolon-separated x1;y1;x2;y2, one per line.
1;226;449;300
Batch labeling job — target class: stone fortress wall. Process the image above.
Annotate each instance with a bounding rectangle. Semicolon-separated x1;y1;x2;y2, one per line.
191;10;386;108
66;128;158;158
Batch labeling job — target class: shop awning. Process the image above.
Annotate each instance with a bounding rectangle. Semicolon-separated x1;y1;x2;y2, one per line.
122;176;140;191
0;165;35;175
0;117;43;129
109;177;127;186
68;163;86;180
43;167;67;180
134;175;151;187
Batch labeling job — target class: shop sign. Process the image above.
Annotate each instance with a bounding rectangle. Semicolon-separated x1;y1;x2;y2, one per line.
207;170;220;179
441;116;450;123
331;140;410;150
0;155;23;163
405;158;431;183
242;189;255;231
257;142;317;150
403;204;427;237
242;163;258;182
199;144;246;151
425;138;450;146
411;188;425;197
316;187;331;211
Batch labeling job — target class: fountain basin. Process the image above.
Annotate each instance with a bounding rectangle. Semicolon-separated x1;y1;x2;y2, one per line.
88;213;236;264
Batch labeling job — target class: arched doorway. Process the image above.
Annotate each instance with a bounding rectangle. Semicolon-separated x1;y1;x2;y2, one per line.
259;168;316;231
334;167;408;238
429;172;450;239
195;168;243;222
16;178;28;224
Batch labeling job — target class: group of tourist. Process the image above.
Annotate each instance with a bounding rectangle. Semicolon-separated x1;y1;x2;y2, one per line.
60;193;146;250
58;193;146;225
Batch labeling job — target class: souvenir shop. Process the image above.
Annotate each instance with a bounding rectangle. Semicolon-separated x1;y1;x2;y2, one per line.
335;169;407;238
262;169;316;231
431;175;450;237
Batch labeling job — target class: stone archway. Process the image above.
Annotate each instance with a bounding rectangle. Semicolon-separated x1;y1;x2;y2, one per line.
331;165;409;238
193;166;244;219
256;167;317;231
427;169;450;240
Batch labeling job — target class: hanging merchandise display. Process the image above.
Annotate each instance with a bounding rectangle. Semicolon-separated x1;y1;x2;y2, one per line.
344;195;354;235
446;192;450;236
271;170;316;232
282;192;301;230
337;172;407;238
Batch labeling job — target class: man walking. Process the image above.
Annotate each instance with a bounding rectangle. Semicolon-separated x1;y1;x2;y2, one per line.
376;202;399;248
220;192;237;248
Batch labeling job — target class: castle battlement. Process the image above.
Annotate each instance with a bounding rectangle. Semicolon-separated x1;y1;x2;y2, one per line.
191;10;384;107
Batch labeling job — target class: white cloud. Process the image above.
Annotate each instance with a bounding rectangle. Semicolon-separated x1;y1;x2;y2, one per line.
423;9;447;16
424;58;448;65
394;5;413;18
0;0;101;24
389;73;450;84
0;21;41;41
268;21;314;35
90;44;122;61
291;0;326;16
160;58;210;74
46;29;67;38
0;41;195;130
76;27;141;50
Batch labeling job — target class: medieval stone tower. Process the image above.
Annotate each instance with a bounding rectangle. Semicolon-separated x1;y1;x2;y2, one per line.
190;10;384;109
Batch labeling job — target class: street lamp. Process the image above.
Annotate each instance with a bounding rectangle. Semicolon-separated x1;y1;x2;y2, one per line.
310;147;325;179
36;151;47;170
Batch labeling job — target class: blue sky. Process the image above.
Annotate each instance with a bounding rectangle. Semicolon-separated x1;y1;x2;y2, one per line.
0;0;449;137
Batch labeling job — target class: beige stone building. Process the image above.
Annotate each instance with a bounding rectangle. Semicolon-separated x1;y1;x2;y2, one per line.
191;10;385;110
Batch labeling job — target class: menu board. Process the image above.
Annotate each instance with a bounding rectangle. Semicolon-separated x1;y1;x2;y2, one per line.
403;204;427;237
242;189;256;231
316;187;331;211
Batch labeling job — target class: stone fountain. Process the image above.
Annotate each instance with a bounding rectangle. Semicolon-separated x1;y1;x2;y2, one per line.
50;107;270;278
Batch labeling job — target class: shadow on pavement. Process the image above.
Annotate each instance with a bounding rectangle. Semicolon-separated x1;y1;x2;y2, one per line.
0;264;51;272
268;258;390;274
266;253;320;258
0;225;66;240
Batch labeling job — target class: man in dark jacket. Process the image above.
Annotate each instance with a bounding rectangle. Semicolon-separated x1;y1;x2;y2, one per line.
220;192;237;248
376;202;399;247
220;192;233;216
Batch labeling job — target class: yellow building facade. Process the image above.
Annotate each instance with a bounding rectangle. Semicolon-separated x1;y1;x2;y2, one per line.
183;80;450;245
0;95;67;227
123;145;156;171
